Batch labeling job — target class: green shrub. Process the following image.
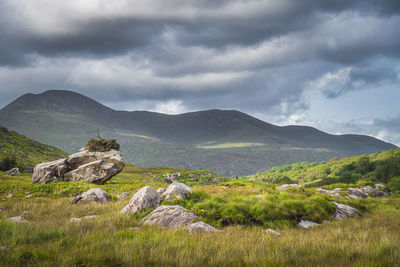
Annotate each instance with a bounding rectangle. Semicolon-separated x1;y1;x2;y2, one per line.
85;138;120;152
0;154;17;171
388;176;400;192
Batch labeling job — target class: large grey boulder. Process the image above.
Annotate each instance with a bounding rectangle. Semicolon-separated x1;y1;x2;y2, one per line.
331;202;361;220
163;182;192;200
360;185;389;197
276;184;302;191
32;158;69;183
348;188;368;199
70;188;112;204
143;205;199;228
32;149;124;184
121;186;162;214
6;167;20;176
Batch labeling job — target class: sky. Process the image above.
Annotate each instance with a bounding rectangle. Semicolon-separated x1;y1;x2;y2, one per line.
0;0;399;145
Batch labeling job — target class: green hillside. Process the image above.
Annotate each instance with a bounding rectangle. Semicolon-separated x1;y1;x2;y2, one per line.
0;126;68;172
248;148;400;190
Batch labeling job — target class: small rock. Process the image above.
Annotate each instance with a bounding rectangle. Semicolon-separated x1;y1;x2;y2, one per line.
121;186;162;214
298;219;319;229
118;192;130;199
7;216;28;223
157;188;165;194
331;202;361;220
22;211;32;216
82;215;98;220
128;227;141;231
69;218;82;223
162;182;192;200
6;194;13;198
6;167;20;176
143;205;199;228
186;221;223;233
0;246;9;251
25;194;32;198
276;184;302;191
264;228;282;237
70;188;112;204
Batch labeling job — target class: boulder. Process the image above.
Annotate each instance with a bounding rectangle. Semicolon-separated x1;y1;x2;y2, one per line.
157;188;166;194
70;188;112;204
162;182;192;200
6;167;20;176
186;221;223;233
6;194;13;198
121;186;162;214
360;185;389;197
143;205;199;228
7;216;28;223
32;149;125;184
317;188;341;197
276;184;302;191
32;158;69;183
331;202;361;220
264;228;282;237
118;192;131;199
298;219;319;229
348;188;368;199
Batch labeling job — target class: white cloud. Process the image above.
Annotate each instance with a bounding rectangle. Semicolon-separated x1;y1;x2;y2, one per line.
152;100;187;114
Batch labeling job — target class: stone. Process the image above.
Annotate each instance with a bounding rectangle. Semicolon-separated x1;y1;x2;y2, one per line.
143;205;199;229
69;215;98;222
121;186;162;214
6;167;20;176
118;192;130;199
32;149;125;184
69;218;82;223
25;194;32;198
316;188;341;197
32;158;69;183
7;216;28;223
163;182;192;200
360;186;389;197
0;207;4;212
276;184;302;191
70;188;112;204
186;221;223;233
331;202;361;220
264;228;282;237
6;194;13;198
157;188;165;194
348;188;368;198
298;219;319;229
0;246;9;251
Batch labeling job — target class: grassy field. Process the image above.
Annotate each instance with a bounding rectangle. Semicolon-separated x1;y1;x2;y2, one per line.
1;164;400;266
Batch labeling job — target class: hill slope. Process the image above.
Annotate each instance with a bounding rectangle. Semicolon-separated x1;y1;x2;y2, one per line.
0;125;68;172
0;90;396;176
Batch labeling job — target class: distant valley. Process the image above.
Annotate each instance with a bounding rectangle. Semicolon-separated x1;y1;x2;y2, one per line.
0;90;396;176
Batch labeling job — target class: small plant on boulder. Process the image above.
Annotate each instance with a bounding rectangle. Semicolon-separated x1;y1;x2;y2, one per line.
85;135;120;152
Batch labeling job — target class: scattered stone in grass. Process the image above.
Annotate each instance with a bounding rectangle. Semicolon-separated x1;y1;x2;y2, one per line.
255;194;263;198
348;188;368;199
128;227;141;231
7;216;28;223
0;246;9;251
264;229;282;237
69;215;98;222
6;194;13;198
69;218;82;223
144;205;199;228
331;202;361;220
186;221;224;233
298;219;319;229
118;192;130;199
6;167;20;176
25;194;32;198
121;186;162;214
317;188;341;197
162;182;192;200
70;188;112;204
0;207;4;212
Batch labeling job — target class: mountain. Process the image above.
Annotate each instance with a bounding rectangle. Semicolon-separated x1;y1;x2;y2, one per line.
0;90;396;176
0;125;68;172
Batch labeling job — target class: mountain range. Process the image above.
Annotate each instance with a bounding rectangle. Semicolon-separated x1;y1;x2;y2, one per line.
0;90;396;176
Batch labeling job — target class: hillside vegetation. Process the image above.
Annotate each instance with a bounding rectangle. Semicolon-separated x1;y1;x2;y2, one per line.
0;90;396;176
0;126;68;172
248;148;400;191
1;164;400;266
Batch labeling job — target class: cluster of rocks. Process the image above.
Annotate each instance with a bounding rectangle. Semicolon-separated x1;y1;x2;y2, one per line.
317;184;390;199
276;184;303;191
163;173;181;183
32;149;125;184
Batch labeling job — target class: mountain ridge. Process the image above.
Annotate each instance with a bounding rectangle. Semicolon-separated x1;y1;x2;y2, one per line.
0;90;396;176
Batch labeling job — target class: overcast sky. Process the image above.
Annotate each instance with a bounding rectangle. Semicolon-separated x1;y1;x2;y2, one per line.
0;0;399;145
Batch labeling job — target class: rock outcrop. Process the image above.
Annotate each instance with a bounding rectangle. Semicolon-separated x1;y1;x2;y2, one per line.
70;188;112;204
317;188;342;197
32;149;124;184
317;184;390;199
186;221;223;233
6;167;20;176
7;216;28;223
298;219;319;229
162;181;192;200
121;186;162;214
264;228;282;237
331;202;361;220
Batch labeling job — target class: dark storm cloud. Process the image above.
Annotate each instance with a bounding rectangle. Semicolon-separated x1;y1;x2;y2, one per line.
0;0;400;124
